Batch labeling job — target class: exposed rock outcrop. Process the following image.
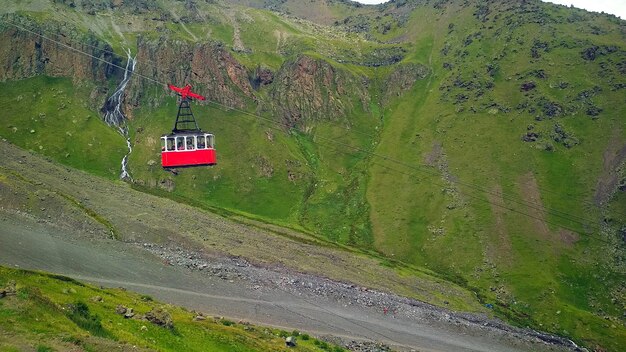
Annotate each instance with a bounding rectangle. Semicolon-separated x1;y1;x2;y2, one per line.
0;15;116;83
270;55;370;127
127;36;254;110
381;63;430;105
144;307;174;329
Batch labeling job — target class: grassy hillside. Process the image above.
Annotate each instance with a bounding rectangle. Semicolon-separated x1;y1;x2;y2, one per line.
0;0;624;350
0;266;342;352
0;76;127;179
366;2;625;349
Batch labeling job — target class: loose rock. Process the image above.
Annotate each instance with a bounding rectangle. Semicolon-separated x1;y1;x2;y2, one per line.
145;307;173;329
285;336;297;347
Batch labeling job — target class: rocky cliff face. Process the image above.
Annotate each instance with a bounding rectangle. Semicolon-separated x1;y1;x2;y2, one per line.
381;63;430;105
0;16;116;84
129;44;374;128
0;15;386;127
127;36;255;110
270;55;370;127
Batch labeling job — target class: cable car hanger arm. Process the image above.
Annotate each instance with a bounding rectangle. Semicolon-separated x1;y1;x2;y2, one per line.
168;84;206;101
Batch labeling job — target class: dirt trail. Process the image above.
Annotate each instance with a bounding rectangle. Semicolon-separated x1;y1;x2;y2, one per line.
0;140;579;352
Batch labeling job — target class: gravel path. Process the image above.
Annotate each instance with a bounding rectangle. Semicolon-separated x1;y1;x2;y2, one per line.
0;215;580;352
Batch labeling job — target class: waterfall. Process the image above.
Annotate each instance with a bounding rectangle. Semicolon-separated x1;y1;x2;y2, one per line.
101;48;137;181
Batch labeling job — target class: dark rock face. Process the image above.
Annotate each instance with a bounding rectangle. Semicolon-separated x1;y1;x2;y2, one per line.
382;63;430;105
0;16;114;83
270;55;370;127
128;37;254;110
520;81;536;91
144;307;173;329
251;66;274;89
581;45;618;61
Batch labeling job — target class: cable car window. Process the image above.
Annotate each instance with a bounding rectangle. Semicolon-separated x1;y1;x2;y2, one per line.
186;136;195;150
161;137;166;151
167;138;176;151
197;136;206;149
207;134;214;148
177;137;185;150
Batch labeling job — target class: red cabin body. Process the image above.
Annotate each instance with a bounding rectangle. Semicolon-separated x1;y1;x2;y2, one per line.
161;132;216;168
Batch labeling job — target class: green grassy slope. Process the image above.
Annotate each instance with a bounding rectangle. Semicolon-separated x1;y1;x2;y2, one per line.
0;0;624;350
0;266;342;352
367;1;625;350
0;76;127;179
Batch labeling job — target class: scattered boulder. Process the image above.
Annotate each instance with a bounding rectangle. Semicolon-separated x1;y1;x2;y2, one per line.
124;308;135;319
0;280;17;298
285;336;297;347
581;45;618;61
551;124;579;148
145;307;173;329
193;314;206;321
520;81;536;92
542;100;563;117
522;132;539;142
586;105;602;118
530;41;549;59
115;305;128;315
90;295;103;302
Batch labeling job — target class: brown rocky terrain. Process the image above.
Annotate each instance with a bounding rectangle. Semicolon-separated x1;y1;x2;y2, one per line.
0;15;114;83
128;36;255;110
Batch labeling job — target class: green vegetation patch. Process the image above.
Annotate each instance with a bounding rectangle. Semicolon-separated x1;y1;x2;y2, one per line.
0;266;343;352
0;76;126;179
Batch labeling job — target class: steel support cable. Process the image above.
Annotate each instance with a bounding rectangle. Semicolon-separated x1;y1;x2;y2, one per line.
1;17;621;235
206;100;609;232
1;18;615;216
212;106;613;245
1;21;622;348
1;18;380;139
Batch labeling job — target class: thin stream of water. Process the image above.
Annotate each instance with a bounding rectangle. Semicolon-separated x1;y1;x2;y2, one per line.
101;48;136;180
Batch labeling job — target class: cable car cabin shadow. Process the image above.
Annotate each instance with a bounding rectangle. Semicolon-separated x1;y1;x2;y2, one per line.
161;133;216;168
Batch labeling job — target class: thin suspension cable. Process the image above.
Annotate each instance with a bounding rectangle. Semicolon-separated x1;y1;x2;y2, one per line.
1;17;619;234
1;19;161;85
212;103;612;246
0;19;605;207
206;100;607;231
1;17;380;138
209;106;615;252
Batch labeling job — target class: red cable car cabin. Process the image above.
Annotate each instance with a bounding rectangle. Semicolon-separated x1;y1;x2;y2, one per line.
161;84;217;168
161;132;216;168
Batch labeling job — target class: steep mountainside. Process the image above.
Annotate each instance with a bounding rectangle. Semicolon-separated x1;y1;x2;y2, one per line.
0;0;624;350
